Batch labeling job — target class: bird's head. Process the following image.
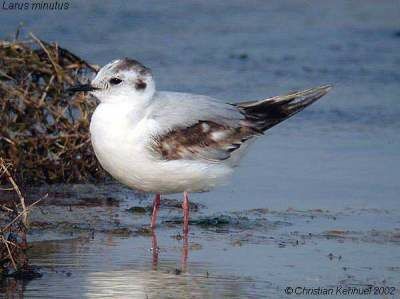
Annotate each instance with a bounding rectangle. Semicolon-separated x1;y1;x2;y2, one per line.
69;58;155;104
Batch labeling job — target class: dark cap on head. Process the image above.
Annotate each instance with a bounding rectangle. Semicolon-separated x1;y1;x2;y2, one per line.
115;58;151;75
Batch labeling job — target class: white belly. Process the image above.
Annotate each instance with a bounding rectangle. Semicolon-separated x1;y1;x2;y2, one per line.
90;104;233;194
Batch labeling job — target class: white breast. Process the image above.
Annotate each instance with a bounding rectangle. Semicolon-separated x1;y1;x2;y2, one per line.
90;103;233;194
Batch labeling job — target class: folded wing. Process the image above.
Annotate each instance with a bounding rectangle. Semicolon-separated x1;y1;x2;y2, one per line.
149;85;331;162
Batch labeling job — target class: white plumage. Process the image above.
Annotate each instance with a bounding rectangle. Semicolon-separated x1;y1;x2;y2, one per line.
90;95;235;193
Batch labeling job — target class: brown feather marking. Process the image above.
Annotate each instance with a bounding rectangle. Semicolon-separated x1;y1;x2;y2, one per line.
151;121;257;161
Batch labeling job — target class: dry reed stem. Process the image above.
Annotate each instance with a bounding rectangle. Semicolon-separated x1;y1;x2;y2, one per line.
0;158;46;275
0;160;28;227
1;236;17;270
30;33;62;82
1;198;44;234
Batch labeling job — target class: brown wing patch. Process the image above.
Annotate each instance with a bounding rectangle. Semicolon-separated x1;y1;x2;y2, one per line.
151;121;257;161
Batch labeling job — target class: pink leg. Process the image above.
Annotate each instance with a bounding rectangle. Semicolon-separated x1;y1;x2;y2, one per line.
150;193;161;229
182;191;190;233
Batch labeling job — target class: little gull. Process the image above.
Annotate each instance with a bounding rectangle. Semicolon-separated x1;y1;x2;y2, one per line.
69;58;331;233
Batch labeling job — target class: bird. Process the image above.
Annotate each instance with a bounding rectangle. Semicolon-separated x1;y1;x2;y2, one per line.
68;58;331;233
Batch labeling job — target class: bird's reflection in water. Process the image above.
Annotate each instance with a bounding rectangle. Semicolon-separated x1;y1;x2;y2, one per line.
83;230;214;299
151;230;159;270
1;230;250;298
151;228;189;272
181;232;189;272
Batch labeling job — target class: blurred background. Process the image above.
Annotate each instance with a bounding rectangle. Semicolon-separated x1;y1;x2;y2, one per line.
1;1;399;298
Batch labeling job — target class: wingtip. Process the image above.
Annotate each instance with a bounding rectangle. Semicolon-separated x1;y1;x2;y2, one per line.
287;84;332;102
319;84;333;93
235;84;333;109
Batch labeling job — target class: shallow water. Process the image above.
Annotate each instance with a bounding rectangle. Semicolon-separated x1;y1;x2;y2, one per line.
1;0;400;298
2;197;400;298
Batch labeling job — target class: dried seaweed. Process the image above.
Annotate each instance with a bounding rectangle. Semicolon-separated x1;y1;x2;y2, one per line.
0;33;105;184
0;158;43;278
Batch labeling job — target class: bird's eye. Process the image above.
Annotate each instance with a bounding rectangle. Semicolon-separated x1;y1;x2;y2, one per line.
109;78;122;85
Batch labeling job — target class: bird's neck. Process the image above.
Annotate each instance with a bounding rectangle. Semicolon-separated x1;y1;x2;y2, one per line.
96;99;149;126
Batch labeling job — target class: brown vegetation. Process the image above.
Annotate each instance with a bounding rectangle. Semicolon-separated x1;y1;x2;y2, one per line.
0;158;43;278
0;33;105;184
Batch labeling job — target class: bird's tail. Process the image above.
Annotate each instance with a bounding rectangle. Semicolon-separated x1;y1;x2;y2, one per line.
234;85;332;132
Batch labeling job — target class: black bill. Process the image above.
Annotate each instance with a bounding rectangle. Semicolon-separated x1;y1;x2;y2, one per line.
67;84;98;93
